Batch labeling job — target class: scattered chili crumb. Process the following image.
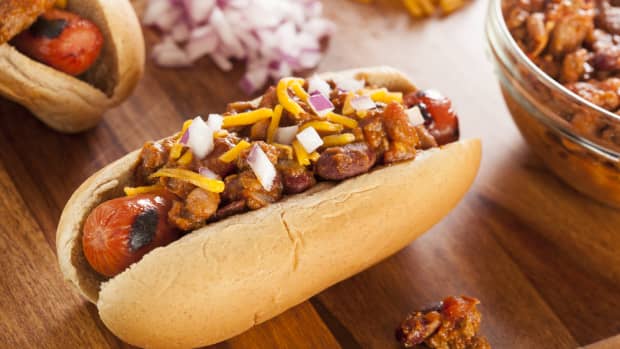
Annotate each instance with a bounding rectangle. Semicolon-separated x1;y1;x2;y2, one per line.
396;296;491;349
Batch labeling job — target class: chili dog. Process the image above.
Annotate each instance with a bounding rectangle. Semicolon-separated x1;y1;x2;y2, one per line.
0;0;144;133
57;67;481;348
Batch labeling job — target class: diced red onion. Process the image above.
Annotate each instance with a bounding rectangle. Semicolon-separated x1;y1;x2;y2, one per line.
151;37;192;67
406;106;425;126
210;50;233;71
308;91;334;117
207;114;224;131
333;77;365;92
240;64;269;95
247;144;277;191
185;26;218;61
187;116;214;159
198;166;221;180
275;125;299;145
171;21;190;43
307;75;331;97
296;127;323;153
183;0;215;25
350;95;376;111
180;129;190;144
144;0;335;94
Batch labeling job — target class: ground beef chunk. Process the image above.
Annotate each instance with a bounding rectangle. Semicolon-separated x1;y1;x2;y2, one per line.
222;171;283;210
415;125;439;149
226;101;255;113
359;115;389;157
168;188;220;230
277;159;316;194
209;200;247;222
199;136;238;178
548;0;595;56
396;296;490;349
258;86;278;108
565;78;620;110
597;0;620;35
135;138;174;185
315;143;376;180
383;102;420;163
561;48;591;83
250;119;270;140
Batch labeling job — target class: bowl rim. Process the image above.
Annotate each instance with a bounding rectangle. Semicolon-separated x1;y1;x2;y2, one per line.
489;0;620;124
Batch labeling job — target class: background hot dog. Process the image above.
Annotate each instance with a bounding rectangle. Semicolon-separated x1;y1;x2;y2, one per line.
11;6;104;76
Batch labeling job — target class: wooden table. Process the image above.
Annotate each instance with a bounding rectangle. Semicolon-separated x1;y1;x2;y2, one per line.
1;0;619;348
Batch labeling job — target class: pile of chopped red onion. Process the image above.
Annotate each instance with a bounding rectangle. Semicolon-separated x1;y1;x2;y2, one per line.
143;0;335;94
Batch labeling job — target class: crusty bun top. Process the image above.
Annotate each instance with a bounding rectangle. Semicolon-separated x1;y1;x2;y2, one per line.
0;0;55;44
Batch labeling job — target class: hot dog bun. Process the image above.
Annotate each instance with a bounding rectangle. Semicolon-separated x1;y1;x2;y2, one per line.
0;0;144;133
56;67;482;348
0;0;56;44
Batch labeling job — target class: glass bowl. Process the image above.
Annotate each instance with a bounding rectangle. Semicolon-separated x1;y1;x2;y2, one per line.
485;0;620;208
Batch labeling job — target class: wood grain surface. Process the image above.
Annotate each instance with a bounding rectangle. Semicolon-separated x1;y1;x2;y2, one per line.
1;0;619;348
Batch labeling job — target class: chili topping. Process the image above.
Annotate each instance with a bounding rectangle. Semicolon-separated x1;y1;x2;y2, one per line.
82;74;460;277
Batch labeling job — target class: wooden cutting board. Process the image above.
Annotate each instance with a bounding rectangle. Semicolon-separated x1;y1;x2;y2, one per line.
0;0;618;348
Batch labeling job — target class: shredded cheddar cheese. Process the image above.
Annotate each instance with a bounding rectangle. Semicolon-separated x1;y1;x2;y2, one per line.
326;112;358;129
309;152;321;162
214;130;229;138
177;150;193;165
322;133;357;147
267;105;284;143
277;78;305;117
290;81;310;102
222;108;274;127
354;0;465;17
367;88;403;104
357;110;369;118
55;0;67;8
273;143;293;160
124;184;164;196
150;168;225;193
219;140;252;163
170;143;184;160
292;140;310;166
342;92;356;115
299;121;343;133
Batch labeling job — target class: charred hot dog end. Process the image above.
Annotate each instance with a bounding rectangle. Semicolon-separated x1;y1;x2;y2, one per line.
12;8;104;76
82;193;179;277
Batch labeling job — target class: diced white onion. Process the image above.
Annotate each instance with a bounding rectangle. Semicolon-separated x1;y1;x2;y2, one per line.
307;75;331;97
333;77;365;92
350;95;376;111
275;125;299;145
406;106;425;126
198;166;221;180
207;114;224;131
296;127;323;153
247;144;277;191
187;116;214;159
